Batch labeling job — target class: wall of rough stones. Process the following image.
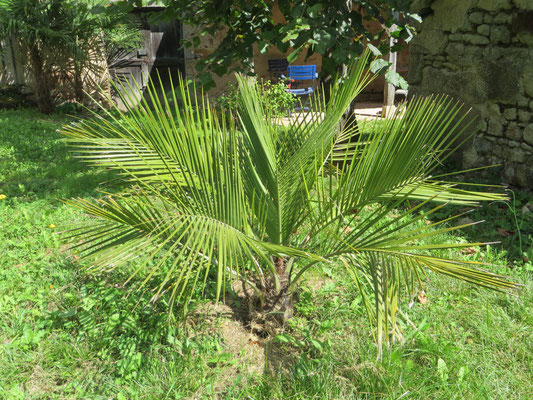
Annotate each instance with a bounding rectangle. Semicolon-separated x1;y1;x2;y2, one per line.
409;0;533;188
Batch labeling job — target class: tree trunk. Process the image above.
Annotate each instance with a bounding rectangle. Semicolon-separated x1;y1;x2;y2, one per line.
29;45;55;114
321;52;360;136
100;59;113;109
74;62;84;104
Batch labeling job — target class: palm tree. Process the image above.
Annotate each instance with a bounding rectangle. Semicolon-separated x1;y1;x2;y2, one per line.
0;0;72;113
0;0;141;112
62;51;517;357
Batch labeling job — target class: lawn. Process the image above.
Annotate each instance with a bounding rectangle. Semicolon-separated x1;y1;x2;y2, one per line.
0;108;531;399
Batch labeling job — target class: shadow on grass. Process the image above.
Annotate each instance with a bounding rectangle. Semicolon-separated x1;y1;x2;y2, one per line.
0;107;120;201
417;168;532;265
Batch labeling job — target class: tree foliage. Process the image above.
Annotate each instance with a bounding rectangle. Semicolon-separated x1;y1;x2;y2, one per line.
115;0;418;88
62;51;517;357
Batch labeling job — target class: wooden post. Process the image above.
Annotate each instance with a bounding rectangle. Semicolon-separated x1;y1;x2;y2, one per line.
383;12;399;118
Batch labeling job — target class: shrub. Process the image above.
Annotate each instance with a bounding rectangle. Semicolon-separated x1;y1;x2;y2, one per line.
214;79;298;117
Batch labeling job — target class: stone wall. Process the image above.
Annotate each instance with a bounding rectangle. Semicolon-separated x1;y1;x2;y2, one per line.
409;0;533;188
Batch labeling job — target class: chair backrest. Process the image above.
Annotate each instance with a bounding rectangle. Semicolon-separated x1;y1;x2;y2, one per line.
267;58;289;72
288;65;317;81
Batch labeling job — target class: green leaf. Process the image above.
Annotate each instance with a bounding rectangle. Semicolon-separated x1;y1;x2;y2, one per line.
310;339;324;352
286;48;303;63
258;40;269;54
367;43;382;56
282;31;299;43
290;4;305;18
385;69;409;90
307;3;323;18
370;58;390;74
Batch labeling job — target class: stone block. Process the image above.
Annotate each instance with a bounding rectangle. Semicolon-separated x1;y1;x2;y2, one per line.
490;25;511;44
445;42;465;56
421;67;488;104
513;163;533;188
477;24;491;36
523;65;533;98
410;0;434;14
488;118;504;136
463;34;491;45
524;124;533;145
475;0;511;12
493;12;511;24
484;14;494;24
469;11;484;24
486;46;525;61
519;110;532;122
411;29;449;55
480;102;502;118
503;108;517;120
503;147;527;163
475;136;492;153
521;142;533;151
517;33;533;46
428;0;476;33
449;33;463;41
462;145;481;168
463;45;485;59
491;143;504;156
505;122;523;140
518;99;530;107
476;60;521;101
442;62;460;71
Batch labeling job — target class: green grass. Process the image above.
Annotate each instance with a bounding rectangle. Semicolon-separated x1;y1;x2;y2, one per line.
0;108;532;399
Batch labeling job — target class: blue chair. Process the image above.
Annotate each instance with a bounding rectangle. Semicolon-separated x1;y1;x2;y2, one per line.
284;65;318;96
282;65;318;114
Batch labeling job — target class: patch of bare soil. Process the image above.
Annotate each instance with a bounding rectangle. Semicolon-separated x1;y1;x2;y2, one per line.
25;365;59;397
194;302;265;394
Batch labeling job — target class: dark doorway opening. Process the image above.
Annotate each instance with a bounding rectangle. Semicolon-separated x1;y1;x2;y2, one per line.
110;7;185;109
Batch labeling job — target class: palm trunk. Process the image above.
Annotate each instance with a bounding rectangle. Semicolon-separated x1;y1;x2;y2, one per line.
258;256;293;325
101;59;113;109
29;45;55;114
74;62;84;103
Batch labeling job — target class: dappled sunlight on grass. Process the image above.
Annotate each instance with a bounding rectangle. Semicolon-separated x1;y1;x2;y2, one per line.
0;108;118;201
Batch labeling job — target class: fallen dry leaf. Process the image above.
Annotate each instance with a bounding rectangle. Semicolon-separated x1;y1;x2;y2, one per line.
497;228;513;237
460;247;478;255
417;290;429;305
